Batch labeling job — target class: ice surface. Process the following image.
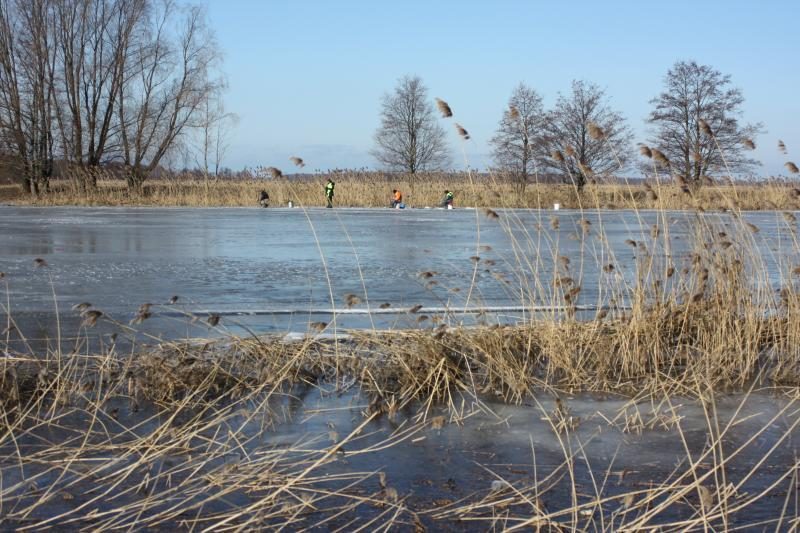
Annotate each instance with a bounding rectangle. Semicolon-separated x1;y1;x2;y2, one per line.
0;206;795;339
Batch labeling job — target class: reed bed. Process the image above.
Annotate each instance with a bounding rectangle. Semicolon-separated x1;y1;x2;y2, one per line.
0;184;19;203
4;173;800;210
0;295;798;529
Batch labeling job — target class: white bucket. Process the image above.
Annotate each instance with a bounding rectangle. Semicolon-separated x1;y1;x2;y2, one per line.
447;204;453;210
288;201;293;208
553;203;560;210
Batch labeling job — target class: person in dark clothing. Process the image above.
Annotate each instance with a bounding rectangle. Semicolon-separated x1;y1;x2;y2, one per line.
325;179;335;208
258;190;270;207
440;190;454;208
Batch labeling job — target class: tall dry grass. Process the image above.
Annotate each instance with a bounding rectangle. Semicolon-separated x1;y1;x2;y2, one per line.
3;170;800;210
0;300;798;528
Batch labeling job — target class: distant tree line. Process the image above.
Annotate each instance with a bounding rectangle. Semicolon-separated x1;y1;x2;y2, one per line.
0;0;226;196
372;61;763;193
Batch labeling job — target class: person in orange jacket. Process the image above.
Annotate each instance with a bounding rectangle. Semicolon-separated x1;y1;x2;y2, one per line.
391;189;403;208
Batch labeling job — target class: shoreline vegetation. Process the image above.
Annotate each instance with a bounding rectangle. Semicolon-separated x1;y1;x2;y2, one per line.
2;172;800;210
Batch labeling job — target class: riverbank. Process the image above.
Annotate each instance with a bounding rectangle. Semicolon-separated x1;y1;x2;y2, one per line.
3;177;800;210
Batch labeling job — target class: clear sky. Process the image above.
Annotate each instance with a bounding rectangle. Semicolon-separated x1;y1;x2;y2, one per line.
202;0;799;176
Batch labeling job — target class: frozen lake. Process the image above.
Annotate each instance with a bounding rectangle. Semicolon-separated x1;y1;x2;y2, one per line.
0;206;796;342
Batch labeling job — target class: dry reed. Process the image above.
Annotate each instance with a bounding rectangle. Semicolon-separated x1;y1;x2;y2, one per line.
6;170;800;212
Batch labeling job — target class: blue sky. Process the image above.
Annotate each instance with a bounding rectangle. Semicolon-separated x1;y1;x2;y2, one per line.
203;0;799;176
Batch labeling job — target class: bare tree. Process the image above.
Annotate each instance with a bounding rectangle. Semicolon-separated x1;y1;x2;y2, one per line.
53;0;145;189
211;110;236;177
489;83;545;194
542;80;633;190
0;0;59;196
371;75;450;174
117;0;222;189
192;93;237;179
647;60;761;185
0;0;224;194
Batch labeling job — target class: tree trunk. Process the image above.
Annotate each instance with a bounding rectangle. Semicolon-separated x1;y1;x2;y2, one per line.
126;168;146;192
28;177;41;198
87;165;99;190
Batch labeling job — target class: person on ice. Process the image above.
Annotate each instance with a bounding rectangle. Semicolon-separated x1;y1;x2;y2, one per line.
258;190;270;208
391;189;404;208
440;190;454;208
324;178;335;208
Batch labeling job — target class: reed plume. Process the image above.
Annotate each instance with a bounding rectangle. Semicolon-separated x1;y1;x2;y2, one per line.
742;138;756;150
779;140;788;154
587;121;606;140
454;123;470;140
266;167;283;179
651;148;670;167
698;119;713;137
130;311;151;325
435;98;453;118
289;157;305;168
786;162;799;174
745;222;760;233
578;163;594;178
638;144;653;158
81;310;102;327
345;294;361;308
